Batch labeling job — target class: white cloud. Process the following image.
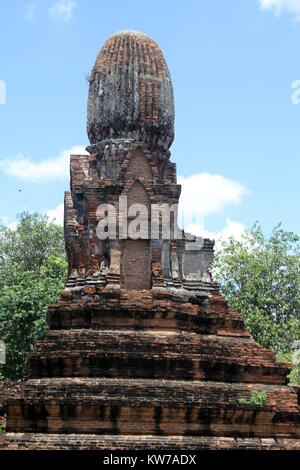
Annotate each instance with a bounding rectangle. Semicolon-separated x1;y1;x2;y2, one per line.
25;3;37;21
0;145;87;181
258;0;300;18
177;173;249;250
0;216;18;230
0;215;10;226
185;218;246;251
177;173;249;228
8;221;18;230
47;203;64;225
48;0;76;22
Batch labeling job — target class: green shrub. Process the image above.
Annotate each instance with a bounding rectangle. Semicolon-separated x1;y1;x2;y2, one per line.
250;390;267;405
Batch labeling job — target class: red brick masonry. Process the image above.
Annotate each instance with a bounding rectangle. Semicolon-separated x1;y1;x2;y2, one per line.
1;30;299;450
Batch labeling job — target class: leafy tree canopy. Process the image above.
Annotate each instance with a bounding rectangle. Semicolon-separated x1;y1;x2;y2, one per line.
0;213;67;380
213;223;300;354
0;212;66;287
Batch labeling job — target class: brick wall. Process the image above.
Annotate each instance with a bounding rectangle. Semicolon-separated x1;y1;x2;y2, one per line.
125;151;152;180
127;180;151;208
121;240;151;290
120;176;152;290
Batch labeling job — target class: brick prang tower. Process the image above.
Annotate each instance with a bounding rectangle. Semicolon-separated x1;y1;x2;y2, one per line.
65;29;214;296
1;30;300;450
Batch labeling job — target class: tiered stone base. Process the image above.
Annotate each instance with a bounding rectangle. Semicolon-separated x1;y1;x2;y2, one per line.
4;378;300;437
1;291;299;450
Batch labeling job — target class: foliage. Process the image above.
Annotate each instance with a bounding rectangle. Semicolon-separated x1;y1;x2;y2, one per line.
238;398;246;405
0;212;65;288
277;351;300;386
250;390;267;405
85;70;92;83
213;223;300;353
0;213;67;380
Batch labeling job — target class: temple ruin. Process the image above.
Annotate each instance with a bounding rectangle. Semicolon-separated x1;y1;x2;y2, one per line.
0;30;299;450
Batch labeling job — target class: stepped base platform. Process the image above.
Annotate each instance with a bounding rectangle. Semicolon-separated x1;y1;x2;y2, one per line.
4;378;300;438
1;433;300;450
27;329;290;384
1;291;299;450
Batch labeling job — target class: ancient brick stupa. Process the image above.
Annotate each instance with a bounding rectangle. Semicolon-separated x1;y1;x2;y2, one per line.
1;30;299;450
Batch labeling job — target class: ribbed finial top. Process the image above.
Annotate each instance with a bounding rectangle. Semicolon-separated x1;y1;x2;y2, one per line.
87;30;174;150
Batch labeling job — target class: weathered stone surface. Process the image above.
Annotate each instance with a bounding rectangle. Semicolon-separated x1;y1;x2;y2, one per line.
87;30;174;152
26;329;291;384
1;434;300;450
64;144;214;295
5;378;300;437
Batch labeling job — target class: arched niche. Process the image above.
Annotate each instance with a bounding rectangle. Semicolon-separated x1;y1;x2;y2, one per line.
121;180;151;290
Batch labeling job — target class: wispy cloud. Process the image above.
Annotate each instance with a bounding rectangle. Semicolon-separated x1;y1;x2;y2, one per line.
258;0;300;20
47;203;64;225
178;172;250;228
48;0;76;22
0;145;87;181
25;3;37;21
185;218;246;250
177;172;249;248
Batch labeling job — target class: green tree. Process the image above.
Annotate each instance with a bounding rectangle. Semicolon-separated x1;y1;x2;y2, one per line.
276;350;300;386
213;223;300;354
0;212;66;287
0;213;67;380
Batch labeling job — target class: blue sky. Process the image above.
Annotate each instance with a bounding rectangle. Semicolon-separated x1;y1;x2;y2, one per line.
0;0;300;242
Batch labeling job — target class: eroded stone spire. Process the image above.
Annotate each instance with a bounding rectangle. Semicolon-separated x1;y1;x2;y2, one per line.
87;30;174;152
